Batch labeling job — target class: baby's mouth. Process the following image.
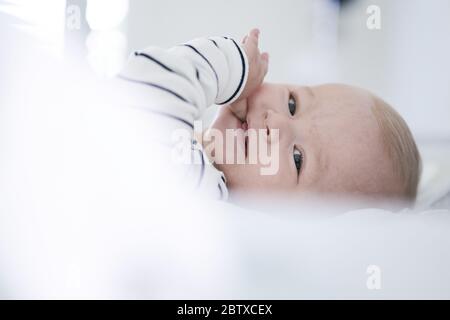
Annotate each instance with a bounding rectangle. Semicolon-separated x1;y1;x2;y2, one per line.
242;121;248;158
241;120;248;131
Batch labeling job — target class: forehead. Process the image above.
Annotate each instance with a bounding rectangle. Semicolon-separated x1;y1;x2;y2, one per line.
288;83;373;109
293;84;387;193
289;83;378;137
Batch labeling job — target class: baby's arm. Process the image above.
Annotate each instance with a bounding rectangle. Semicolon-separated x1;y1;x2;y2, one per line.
116;30;267;199
118;29;268;125
227;29;269;121
119;36;248;126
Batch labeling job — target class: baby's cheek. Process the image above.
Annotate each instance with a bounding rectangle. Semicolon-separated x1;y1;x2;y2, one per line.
248;87;271;109
250;87;286;115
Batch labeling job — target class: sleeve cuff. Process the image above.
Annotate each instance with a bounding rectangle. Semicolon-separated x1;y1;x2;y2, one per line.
212;37;249;105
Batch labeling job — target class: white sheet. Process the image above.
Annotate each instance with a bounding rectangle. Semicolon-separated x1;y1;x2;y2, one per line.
1;195;450;299
1;34;450;299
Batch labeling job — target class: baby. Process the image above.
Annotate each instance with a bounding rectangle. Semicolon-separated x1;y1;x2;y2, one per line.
207;82;421;204
118;28;421;204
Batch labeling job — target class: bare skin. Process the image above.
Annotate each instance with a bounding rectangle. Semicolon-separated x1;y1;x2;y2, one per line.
203;29;402;201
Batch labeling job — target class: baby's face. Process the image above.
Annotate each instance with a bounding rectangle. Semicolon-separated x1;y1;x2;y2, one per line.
208;83;398;200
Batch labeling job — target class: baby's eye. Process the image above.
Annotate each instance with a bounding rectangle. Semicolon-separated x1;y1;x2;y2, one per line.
288;94;296;116
293;148;303;175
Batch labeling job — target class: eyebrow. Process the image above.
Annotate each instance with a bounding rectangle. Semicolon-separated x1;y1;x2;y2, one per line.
296;89;328;188
313;140;326;182
293;86;315;113
305;86;316;101
298;128;327;188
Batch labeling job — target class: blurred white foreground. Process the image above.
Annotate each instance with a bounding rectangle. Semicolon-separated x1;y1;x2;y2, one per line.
1;13;450;300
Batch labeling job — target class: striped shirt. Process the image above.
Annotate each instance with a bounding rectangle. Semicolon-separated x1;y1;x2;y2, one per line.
117;36;249;200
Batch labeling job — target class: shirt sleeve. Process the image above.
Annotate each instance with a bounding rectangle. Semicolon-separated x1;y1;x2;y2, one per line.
118;36;248;124
115;36;248;200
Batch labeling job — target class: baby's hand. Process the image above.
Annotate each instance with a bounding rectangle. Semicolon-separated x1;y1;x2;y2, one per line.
229;28;269;121
241;28;269;99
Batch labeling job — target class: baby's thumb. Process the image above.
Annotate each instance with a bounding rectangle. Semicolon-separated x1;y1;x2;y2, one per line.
261;52;269;75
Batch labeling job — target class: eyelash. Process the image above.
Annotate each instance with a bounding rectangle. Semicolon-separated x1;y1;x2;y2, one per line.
288;94;296;116
288;94;303;177
293;147;304;176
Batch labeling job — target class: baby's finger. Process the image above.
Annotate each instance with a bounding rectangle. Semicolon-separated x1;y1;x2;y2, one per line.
261;52;269;62
261;52;269;76
247;28;260;45
249;28;260;39
242;35;248;44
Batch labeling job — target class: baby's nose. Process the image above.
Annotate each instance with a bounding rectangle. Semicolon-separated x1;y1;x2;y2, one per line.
264;110;293;143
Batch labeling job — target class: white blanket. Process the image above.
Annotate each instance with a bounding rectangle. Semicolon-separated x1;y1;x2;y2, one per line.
1;30;450;299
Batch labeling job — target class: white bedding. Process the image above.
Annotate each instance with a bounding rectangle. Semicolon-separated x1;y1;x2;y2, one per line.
416;142;450;210
1;194;450;299
1;86;450;299
1;37;450;299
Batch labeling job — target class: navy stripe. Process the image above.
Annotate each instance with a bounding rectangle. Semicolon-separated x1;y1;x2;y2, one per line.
195;68;200;80
209;39;218;47
183;44;219;94
135;51;195;86
134;51;174;73
217;38;246;105
218;183;223;199
196;149;205;187
118;75;189;103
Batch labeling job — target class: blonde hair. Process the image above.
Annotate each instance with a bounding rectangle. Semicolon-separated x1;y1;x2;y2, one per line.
371;97;422;201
